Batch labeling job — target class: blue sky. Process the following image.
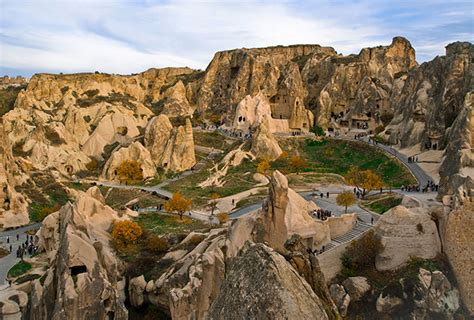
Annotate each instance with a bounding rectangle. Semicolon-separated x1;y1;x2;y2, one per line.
0;0;472;77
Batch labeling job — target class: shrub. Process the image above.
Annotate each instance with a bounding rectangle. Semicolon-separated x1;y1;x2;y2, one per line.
374;125;385;135
257;159;270;175
289;155;307;174
310;124;325;136
116;160;143;184
341;230;384;275
146;234;169;254
217;212;230;224
38;203;61;221
85;158;98;171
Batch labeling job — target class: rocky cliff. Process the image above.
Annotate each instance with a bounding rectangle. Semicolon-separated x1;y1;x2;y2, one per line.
0;118;28;228
28;187;129;319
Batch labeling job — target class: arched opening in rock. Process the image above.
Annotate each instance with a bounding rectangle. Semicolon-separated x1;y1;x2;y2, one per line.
65;165;73;174
70;265;87;276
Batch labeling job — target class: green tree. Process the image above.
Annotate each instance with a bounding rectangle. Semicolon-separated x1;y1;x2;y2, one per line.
310;125;325;136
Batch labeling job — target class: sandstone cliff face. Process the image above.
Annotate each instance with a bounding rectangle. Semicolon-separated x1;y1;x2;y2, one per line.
438;92;473;204
30;187;129;320
144;115;196;172
0;119;28;229
386;41;473;148
443;202;474;315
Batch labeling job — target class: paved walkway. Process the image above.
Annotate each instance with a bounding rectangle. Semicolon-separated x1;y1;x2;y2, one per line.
0;223;41;285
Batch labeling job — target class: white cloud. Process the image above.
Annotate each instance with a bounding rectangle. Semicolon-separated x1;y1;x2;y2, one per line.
0;0;472;75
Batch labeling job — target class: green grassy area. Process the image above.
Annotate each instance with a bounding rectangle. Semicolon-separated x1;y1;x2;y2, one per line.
98;187;165;210
361;192;403;214
287;173;345;187
277;138;415;188
193;131;232;150
133;213;208;236
165;158;258;207
8;261;32;278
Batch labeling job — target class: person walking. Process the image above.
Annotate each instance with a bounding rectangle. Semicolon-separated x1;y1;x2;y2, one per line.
6;236;9;244
371;217;374;224
326;192;329;198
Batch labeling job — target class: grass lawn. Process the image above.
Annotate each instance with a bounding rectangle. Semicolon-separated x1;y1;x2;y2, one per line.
133;213;208;236
8;261;32;278
361;192;403;214
278;138;415;188
287;173;345;187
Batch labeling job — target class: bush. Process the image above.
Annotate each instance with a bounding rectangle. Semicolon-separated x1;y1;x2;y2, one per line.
111;220;143;255
341;230;384;275
217;212;230;224
8;261;32;278
38;203;61;221
374;125;385;135
85;158;99;171
310;124;325;136
146;234;169;254
117;160;143;185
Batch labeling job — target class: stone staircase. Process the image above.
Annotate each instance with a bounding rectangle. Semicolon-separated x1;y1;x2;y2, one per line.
323;221;373;252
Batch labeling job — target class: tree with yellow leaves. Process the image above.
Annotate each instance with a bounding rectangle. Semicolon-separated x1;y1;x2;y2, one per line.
217;212;230;224
208;192;220;215
164;192;193;220
257;159;271;176
336;191;357;213
111;220;143;254
345;167;384;197
289;155;307;174
116;160;143;185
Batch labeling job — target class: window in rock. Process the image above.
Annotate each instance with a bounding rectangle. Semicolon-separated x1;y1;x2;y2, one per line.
280;115;282;119
296;101;299;105
164;163;168;168
376;104;380;109
238;116;243;122
70;265;87;276
114;170;118;176
65;165;73;174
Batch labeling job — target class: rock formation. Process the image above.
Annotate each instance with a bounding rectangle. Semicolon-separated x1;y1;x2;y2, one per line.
144;115;196;172
0;119;28;229
374;205;441;271
443;202;474;314
208;243;330;320
376;268;460;318
101;141;157;181
130;171;335;318
29;187;129;319
250;117;283;160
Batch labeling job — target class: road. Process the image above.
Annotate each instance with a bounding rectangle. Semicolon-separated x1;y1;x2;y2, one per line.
0;223;41;285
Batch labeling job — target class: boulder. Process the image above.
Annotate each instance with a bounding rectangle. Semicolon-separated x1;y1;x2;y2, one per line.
233;93;272;133
129;275;147;308
144;115;196;172
342;276;371;302
376;293;404;314
374;205;441;271
329;284;351;317
208;243;331;320
0;288;28;319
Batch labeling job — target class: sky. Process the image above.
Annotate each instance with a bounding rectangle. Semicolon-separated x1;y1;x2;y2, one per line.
0;0;473;77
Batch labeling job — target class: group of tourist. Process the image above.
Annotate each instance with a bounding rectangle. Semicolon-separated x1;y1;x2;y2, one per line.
306;246;326;255
401;181;439;193
408;156;418;163
11;234;38;259
218;127;252;140
311;208;332;221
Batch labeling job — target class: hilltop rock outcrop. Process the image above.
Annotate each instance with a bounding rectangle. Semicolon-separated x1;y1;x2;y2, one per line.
29;187;129;320
144;115;196;172
0;119;28;229
374;205;441;271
